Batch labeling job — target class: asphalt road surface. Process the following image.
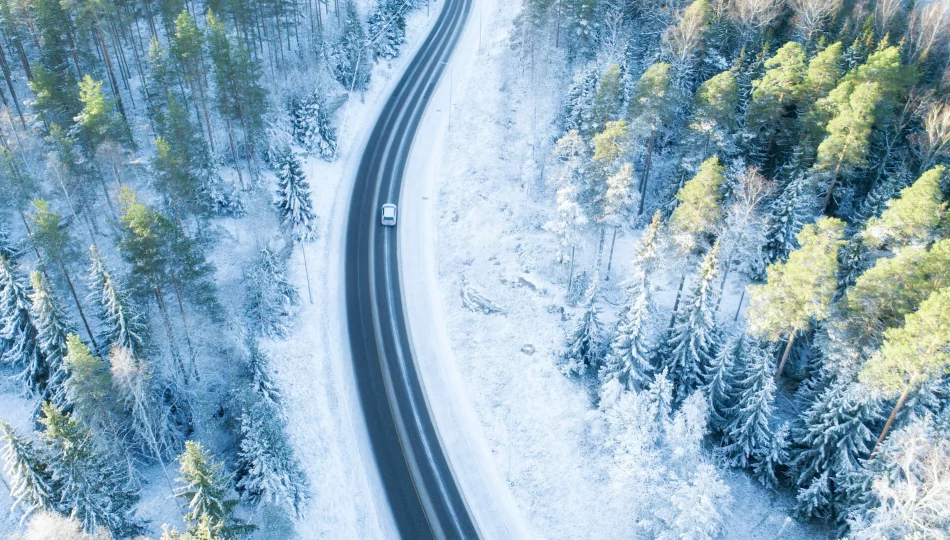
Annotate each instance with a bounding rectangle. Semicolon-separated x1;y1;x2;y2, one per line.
344;0;477;538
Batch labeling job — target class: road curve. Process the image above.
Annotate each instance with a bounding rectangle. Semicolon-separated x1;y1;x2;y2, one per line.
344;1;477;538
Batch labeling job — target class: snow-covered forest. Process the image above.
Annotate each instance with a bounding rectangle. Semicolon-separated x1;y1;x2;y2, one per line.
0;0;424;537
500;0;950;536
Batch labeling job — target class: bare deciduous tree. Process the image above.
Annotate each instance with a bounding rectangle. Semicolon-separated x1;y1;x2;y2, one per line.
789;0;843;43
729;0;783;44
915;100;950;172
907;0;950;63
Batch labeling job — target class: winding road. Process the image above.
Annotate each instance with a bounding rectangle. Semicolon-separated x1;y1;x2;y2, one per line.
344;0;477;538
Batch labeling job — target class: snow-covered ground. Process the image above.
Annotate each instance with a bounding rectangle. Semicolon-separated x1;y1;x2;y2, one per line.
402;1;825;538
0;4;438;539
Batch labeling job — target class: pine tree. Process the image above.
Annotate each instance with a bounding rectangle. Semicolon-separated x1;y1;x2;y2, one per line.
691;70;738;156
29;272;73;408
368;0;407;61
72;75;127;154
171;10;215;149
814;82;883;211
245;246;299;338
561;279;604;377
601;212;661;390
29;0;80;128
722;341;785;482
590;64;623;134
747;217;845;381
792;381;882;520
746;41;806;163
0;420;55;522
27;199;96;349
0;254;45;395
704;332;743;431
864;166;947;249
170;441;255;539
87;246;149;357
39;402;142;536
627;62;680;215
659;242;722;402
669;156;725;255
860;286;950;456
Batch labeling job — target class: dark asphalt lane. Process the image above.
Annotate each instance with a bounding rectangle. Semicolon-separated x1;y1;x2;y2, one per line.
344;0;477;538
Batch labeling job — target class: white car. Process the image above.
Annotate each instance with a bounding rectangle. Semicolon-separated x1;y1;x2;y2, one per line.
381;203;397;226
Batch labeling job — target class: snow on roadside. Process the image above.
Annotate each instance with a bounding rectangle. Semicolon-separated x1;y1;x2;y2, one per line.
205;5;445;538
405;1;823;539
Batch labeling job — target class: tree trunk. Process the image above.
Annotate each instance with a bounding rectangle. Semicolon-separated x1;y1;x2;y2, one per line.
774;328;797;382
301;243;313;304
59;261;98;350
822;161;843;213
605;227;619;281
668;270;687;329
870;384;911;458
638;129;655;216
0;43;25;127
733;287;745;322
596;226;606;271
154;288;188;384
567;244;575;292
192;60;216;153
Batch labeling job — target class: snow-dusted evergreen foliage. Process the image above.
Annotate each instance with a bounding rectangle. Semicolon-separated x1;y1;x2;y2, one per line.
658;242;722;402
721;341;786;484
792;381;882;520
601;213;661;390
762;174;813;265
367;0;407;61
39;402;142;536
87;246;148;357
247;341;282;412
28;272;73;408
274;148;317;243
0;255;45;395
245;246;299;339
289;91;338;160
561;279;604;377
0;420;55;522
235;399;307;515
330;1;371;91
704;332;743;432
169;441;254;539
562;64;599;136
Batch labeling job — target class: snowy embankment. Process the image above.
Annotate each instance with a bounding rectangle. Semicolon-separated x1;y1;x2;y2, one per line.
401;2;821;540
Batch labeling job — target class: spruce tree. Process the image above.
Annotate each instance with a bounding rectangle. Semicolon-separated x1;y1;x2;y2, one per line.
561;279;604;377
333;0;371;93
0;420;55;521
247;340;282;411
658;242;722;402
170;441;255;539
747;217;845;381
289;91;338;160
0;254;45;395
762;174;813;266
245;247;299;339
562;65;600;137
39;402;142;536
87;246;149;357
792;381;882;520
29;272;73;408
235;399;307;515
274;149;317;243
704;332;743;432
368;0;407;61
601;212;661;390
722;341;785;483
